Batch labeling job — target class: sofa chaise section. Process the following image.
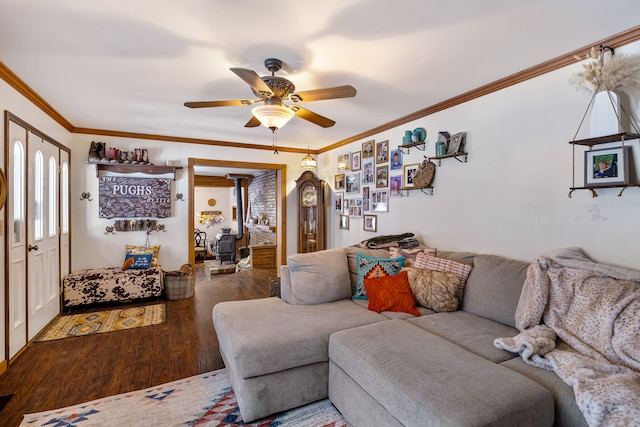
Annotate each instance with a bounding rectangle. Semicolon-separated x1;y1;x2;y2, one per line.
329;319;555;427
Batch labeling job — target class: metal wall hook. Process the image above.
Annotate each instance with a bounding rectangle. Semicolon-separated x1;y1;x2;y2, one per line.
80;192;93;201
104;225;116;235
157;224;166;232
175;193;185;202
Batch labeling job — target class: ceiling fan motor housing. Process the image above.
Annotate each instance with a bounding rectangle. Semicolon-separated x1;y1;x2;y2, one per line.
257;76;295;99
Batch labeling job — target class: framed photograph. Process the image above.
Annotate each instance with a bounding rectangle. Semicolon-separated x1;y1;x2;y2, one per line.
363;214;377;232
334;191;344;213
584;146;629;186
371;189;388;212
339;214;349;230
447;132;465;154
346;173;361;193
338;153;350;171
390;149;403;170
362;140;374;158
390;175;402;197
348;198;363;217
376;165;388;188
335;173;345;190
404;163;419;188
376;140;389;164
362;158;375;184
351;151;362;171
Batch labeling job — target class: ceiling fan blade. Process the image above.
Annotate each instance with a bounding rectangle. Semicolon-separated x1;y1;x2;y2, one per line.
289;85;356;102
290;105;335;128
184;99;254;108
244;115;261;128
230;68;274;98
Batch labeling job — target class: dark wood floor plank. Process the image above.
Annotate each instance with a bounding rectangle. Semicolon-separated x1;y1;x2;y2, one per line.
0;266;273;427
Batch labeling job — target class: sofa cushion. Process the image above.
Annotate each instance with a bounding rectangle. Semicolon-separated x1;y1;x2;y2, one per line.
329;320;554;427
435;250;475;265
345;247;389;295
354;253;405;299
462;254;529;328
407;311;519;363
351;298;434;319
404;267;461;312
212;297;386;379
364;271;420;316
286;248;351;304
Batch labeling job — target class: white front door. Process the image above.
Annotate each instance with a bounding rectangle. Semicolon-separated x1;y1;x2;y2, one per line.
7;120;66;359
27;132;60;340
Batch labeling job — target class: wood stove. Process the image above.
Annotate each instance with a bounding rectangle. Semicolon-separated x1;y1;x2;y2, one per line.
214;230;237;263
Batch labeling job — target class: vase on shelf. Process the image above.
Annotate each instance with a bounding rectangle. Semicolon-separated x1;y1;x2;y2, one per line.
589;90;620;137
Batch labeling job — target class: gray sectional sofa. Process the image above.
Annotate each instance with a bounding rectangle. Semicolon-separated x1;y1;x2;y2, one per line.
212;247;587;426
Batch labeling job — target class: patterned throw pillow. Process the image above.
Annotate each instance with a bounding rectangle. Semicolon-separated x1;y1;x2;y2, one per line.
126;244;161;267
121;253;153;270
413;253;472;298
389;247;437;267
364;271;420;316
403;267;462;312
354;253;405;299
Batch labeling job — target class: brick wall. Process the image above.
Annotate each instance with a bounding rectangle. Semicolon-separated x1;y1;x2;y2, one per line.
247;170;277;245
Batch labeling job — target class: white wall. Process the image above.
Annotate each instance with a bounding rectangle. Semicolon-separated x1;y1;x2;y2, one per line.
194;186;232;234
317;40;640;270
69;134;305;271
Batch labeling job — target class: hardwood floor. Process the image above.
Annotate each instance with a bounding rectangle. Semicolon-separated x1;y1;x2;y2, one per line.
0;264;274;427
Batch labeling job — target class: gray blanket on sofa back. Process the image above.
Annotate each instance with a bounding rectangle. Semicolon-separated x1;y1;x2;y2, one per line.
494;247;640;427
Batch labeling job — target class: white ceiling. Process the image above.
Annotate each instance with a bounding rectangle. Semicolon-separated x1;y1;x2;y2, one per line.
1;0;638;152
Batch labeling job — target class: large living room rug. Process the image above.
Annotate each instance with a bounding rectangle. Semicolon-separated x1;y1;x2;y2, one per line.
36;304;166;342
20;369;348;426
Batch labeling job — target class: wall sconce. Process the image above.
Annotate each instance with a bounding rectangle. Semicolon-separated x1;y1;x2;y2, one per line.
104;225;116;235
80;192;93;201
175;193;185;202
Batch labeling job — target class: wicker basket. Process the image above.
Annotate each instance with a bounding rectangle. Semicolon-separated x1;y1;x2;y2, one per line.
269;277;281;298
164;270;195;300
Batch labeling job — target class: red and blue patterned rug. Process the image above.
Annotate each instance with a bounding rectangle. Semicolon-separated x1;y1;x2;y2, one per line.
20;369;348;426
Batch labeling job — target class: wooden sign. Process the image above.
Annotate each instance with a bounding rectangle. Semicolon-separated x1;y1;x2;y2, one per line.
99;177;171;218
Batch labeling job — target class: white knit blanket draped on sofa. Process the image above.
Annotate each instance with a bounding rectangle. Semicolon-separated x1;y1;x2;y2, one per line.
494;247;640;427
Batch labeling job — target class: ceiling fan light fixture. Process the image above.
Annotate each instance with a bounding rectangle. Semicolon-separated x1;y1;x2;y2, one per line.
251;104;295;131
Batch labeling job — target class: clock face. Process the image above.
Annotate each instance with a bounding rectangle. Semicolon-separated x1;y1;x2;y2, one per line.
302;187;317;206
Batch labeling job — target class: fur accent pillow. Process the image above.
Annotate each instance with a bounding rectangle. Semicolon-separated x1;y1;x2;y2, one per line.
414;253;472;299
404;267;462;312
364;271;420;316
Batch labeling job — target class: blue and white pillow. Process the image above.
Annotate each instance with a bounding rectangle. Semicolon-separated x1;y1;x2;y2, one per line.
122;253;153;270
354;253;405;299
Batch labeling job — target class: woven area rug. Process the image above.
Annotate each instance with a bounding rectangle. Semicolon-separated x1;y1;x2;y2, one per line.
20;369;348;426
36;304;166;342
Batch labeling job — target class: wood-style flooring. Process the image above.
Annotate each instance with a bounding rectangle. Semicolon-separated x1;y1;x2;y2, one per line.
0;264;274;427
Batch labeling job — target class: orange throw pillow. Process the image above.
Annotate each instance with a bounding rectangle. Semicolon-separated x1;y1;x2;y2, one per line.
364;270;420;316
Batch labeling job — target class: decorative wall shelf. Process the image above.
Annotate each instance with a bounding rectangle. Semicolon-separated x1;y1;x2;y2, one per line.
429;152;468;166
398;141;426;155
399;186;433;196
568;133;640;198
94;163;183;179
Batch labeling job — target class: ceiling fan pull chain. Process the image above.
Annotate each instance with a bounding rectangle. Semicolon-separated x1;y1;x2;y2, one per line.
272;129;279;154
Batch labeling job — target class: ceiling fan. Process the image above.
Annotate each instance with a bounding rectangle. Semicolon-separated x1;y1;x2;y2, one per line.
184;58;357;131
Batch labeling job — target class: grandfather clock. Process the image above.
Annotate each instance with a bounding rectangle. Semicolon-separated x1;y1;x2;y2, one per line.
296;170;325;253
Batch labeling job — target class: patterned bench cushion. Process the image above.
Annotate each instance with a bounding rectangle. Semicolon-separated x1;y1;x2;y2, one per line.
63;267;163;308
